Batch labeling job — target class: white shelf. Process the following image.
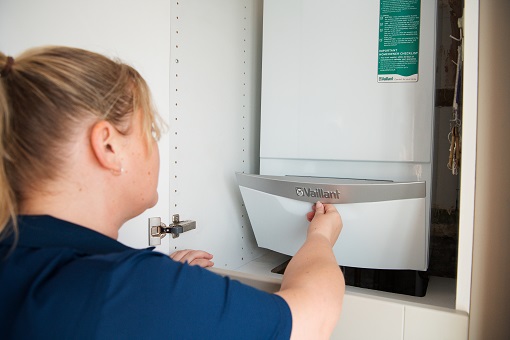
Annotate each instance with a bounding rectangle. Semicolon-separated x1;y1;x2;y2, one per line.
224;251;458;311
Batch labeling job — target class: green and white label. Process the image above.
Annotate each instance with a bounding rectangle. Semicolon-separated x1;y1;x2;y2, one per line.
378;0;421;83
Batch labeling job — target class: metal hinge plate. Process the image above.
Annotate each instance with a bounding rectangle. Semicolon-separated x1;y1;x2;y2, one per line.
148;214;196;246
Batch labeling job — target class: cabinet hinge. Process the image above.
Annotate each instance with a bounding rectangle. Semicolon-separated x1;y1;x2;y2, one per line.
148;214;196;246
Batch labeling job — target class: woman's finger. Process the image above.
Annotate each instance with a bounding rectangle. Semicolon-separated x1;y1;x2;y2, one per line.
189;258;215;268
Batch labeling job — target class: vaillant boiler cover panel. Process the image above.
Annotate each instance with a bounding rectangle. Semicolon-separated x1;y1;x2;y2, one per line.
260;0;436;163
239;187;428;270
237;173;429;270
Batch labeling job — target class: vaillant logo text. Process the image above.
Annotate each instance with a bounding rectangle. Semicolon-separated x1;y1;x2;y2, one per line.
295;187;341;199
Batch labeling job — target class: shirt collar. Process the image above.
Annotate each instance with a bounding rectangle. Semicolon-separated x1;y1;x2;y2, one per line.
3;215;134;255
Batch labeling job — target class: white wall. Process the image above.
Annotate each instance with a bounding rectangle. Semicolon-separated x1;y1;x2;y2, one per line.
0;0;171;251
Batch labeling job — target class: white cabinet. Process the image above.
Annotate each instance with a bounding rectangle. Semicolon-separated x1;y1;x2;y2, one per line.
215;264;469;340
404;306;468;340
333;296;468;340
333;294;405;339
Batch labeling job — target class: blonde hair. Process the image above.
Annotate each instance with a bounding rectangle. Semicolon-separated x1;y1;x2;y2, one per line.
0;46;163;239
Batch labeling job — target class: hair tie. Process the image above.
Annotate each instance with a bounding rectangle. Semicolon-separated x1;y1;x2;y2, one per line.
0;56;15;77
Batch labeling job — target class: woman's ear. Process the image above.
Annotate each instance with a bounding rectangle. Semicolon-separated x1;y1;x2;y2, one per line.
90;121;123;174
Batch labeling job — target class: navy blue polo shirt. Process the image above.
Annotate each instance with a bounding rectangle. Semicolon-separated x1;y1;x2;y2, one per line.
0;215;292;339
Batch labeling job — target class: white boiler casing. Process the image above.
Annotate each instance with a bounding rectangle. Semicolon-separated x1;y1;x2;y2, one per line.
237;173;427;270
239;0;436;271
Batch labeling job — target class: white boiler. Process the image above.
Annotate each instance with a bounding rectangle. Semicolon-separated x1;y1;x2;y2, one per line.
238;0;436;272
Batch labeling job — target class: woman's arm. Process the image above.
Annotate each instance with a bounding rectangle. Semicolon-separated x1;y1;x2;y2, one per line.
276;201;345;339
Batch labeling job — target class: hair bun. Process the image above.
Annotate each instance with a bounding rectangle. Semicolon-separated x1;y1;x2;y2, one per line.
1;56;14;77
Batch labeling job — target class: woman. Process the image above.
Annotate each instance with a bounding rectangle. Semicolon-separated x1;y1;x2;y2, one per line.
0;46;344;339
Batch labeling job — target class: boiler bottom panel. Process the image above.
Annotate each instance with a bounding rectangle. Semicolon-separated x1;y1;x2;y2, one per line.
237;174;428;271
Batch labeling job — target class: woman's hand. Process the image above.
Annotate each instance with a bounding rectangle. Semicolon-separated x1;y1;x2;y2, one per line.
170;249;214;268
306;201;342;247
